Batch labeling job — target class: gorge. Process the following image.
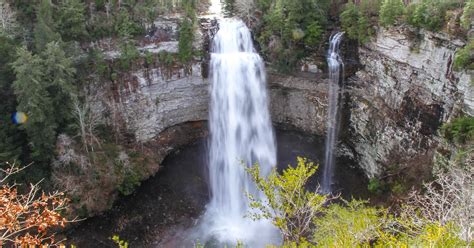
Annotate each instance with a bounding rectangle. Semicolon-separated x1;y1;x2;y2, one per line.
0;0;472;247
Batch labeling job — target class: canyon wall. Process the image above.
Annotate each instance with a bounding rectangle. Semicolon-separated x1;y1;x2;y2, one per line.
346;27;473;177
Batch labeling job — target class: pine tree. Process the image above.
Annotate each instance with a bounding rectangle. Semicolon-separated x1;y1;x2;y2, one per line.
41;41;76;129
12;47;56;162
34;0;60;52
11;41;76;163
57;0;87;41
379;0;405;27
0;37;25;163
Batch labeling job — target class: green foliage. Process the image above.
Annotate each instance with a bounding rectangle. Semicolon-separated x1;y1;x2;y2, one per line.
304;22;323;47
256;0;330;72
246;157;328;244
119;41;140;71
159;51;175;66
340;2;373;44
379;0;405;27
34;0;60;52
246;157;469;247
11;42;76;163
378;222;468;247
0;36;25;163
12;48;55;163
461;0;474;30
441;116;474;144
118;170;141;196
114;9;144;39
178;18;194;64
453;40;474;71
56;0;87;41
367;177;384;194
405;0;447;31
111;235;129;248
313;199;389;247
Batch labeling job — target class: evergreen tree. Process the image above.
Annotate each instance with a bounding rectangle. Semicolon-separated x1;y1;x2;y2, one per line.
178;18;194;64
340;2;373;44
0;37;26;163
11;42;76;163
379;0;405;27
57;0;87;41
34;0;60;51
41;41;76;129
12;47;56;163
340;2;360;41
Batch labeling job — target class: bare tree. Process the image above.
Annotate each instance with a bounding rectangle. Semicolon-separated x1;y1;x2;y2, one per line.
0;1;17;37
404;157;474;242
72;92;104;154
235;0;257;26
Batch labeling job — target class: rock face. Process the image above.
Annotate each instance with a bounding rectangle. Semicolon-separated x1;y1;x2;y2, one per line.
346;27;473;177
269;73;328;135
90;21;472;213
116;64;209;142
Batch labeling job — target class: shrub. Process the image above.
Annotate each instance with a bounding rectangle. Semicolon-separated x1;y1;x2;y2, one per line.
118;41;140;71
453;40;474;71
379;0;405;27
114;10;144;38
367;177;384;194
461;0;474;30
118;170;141;196
441;116;474;144
246;157;331;244
314;200;389;247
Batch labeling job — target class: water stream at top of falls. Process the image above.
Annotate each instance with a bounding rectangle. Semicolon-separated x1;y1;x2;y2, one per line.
322;32;345;194
193;19;280;247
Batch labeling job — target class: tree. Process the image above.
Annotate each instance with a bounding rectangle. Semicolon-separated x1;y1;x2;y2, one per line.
406;0;446;31
34;0;60;52
379;0;405;27
0;36;25;163
0;1;18;37
246;157;332;245
12;47;56;163
0;162;71;246
12;42;76;164
340;2;373;44
178;17;194;64
57;0;87;41
340;2;360;40
41;41;76;129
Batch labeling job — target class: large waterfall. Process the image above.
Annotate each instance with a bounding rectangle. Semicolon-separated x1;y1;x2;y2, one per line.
322;32;344;193
197;19;280;246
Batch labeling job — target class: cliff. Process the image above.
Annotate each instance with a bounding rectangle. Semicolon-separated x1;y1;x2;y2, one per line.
346;26;472;178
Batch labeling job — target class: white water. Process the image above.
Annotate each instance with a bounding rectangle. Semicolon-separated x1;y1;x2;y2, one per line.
322;32;344;193
195;19;280;246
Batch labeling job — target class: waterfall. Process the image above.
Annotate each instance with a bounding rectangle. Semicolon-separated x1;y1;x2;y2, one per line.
322;32;344;193
197;19;280;246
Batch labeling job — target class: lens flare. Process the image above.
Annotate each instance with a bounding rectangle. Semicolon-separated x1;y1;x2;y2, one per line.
12;112;28;124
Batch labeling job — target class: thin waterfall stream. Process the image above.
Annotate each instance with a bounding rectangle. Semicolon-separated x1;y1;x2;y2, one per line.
322;32;345;193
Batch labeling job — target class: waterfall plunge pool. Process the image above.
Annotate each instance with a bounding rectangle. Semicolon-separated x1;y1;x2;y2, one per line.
66;128;369;247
